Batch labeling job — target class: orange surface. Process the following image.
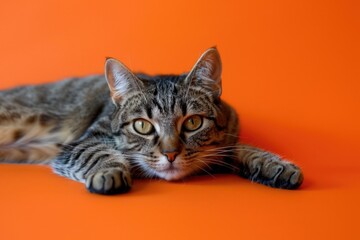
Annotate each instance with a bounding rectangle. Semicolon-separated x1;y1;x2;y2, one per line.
0;0;359;239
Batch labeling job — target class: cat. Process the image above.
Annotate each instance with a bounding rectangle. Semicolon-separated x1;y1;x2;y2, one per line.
0;47;303;194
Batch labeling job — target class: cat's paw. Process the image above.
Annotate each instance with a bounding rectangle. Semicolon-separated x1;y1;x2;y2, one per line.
249;158;304;189
86;168;132;195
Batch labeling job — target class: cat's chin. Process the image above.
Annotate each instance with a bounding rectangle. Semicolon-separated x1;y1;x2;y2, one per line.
155;168;187;181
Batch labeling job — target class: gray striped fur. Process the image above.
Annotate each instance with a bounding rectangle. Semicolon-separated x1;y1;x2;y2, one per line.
0;47;303;194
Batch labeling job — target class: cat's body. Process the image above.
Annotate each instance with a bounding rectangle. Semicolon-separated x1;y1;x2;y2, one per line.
0;48;303;194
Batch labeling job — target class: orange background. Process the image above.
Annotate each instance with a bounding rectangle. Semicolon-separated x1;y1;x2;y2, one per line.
0;0;359;239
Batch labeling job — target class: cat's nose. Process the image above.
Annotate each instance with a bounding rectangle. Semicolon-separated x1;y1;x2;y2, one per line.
162;151;179;163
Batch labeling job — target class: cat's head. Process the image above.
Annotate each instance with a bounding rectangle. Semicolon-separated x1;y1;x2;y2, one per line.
105;47;233;180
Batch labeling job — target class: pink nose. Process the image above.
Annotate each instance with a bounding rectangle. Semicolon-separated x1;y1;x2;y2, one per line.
163;152;178;162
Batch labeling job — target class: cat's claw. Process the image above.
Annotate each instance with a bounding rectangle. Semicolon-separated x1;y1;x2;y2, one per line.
86;168;132;195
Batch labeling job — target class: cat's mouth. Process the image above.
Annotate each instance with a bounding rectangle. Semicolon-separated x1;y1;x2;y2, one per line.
164;164;177;171
158;166;179;174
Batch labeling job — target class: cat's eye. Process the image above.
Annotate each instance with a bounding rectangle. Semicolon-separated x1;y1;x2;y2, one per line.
133;119;154;135
183;115;203;132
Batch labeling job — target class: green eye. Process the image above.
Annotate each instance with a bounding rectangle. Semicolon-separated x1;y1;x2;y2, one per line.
183;115;203;132
133;119;154;135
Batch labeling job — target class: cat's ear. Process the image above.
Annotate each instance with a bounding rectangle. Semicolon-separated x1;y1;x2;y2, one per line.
105;57;143;102
185;47;222;98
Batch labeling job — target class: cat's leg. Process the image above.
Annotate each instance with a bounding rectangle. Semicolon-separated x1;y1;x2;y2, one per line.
52;118;132;195
234;144;303;189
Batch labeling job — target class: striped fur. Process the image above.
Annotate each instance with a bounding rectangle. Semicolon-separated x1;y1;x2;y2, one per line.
0;47;303;194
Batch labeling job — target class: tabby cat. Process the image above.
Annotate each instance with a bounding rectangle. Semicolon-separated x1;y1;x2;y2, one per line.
0;48;303;194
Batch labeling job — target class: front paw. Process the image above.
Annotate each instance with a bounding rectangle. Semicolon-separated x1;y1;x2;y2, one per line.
248;158;304;189
86;168;132;195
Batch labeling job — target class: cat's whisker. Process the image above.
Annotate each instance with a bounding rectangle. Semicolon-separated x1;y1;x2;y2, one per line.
193;157;212;170
222;133;240;138
192;162;216;178
202;146;267;154
202;145;246;150
198;157;238;170
185;152;237;171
